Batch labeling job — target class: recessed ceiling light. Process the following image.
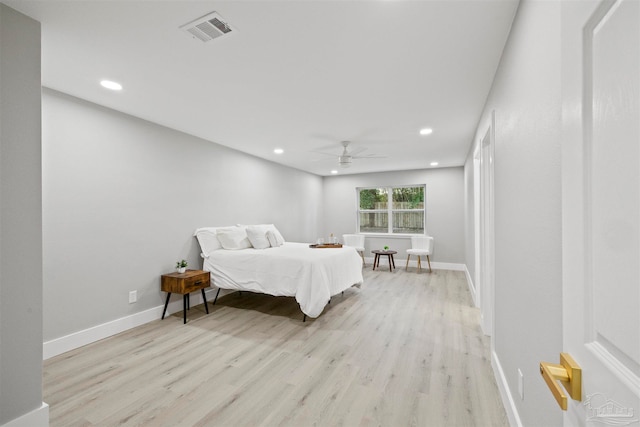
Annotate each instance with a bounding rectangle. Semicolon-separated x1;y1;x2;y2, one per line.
430;162;439;166
273;148;284;154
420;128;433;136
331;170;338;174
100;80;122;91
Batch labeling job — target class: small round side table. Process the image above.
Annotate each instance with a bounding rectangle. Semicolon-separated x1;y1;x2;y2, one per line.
371;250;397;272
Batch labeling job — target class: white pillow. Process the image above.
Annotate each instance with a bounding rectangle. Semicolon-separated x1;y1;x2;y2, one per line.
266;230;280;247
246;225;272;249
239;224;285;245
194;226;235;257
216;227;252;250
270;225;285;245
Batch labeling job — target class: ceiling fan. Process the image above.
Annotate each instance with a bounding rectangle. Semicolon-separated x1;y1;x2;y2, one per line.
315;141;386;168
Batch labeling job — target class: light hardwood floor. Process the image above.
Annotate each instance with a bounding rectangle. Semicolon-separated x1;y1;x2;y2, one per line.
44;268;508;426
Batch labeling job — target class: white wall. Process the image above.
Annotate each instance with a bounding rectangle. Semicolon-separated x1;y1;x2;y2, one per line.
322;167;464;264
0;4;47;426
465;1;562;425
42;89;323;342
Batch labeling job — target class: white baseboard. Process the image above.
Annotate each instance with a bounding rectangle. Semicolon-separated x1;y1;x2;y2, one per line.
1;402;49;427
43;288;222;360
464;265;478;306
430;262;466;271
363;257;465;272
491;350;523;427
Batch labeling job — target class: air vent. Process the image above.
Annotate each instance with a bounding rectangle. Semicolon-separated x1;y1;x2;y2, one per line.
180;12;234;42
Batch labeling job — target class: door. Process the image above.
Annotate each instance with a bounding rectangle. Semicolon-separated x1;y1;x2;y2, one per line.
561;0;639;425
479;117;495;337
474;144;481;307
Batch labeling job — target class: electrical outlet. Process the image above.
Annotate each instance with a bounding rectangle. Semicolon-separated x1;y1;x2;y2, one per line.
129;290;137;304
518;368;524;400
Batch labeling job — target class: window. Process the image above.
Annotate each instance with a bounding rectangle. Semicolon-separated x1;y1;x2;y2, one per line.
357;185;425;234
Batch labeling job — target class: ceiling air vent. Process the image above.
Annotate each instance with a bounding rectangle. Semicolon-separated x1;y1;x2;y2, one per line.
180;12;234;42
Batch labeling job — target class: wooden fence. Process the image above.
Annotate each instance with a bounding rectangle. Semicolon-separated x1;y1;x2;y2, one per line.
359;210;424;232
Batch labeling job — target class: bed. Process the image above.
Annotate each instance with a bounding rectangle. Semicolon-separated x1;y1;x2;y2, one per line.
194;225;363;319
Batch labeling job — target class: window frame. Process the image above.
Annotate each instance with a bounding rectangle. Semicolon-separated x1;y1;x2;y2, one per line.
356;184;426;236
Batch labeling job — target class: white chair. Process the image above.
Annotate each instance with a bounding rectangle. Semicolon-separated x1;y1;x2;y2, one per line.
343;234;366;266
406;235;434;272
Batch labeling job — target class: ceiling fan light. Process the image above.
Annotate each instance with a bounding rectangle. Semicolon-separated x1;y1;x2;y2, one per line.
338;155;352;167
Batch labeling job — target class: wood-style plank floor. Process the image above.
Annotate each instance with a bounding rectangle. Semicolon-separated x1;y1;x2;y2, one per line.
44;268;508;426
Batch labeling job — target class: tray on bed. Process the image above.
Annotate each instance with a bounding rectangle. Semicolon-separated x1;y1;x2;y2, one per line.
309;243;343;248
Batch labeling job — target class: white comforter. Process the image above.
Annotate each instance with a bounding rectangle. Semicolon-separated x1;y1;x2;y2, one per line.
203;242;363;318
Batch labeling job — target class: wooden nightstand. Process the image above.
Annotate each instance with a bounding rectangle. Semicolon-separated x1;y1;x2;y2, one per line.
161;269;211;324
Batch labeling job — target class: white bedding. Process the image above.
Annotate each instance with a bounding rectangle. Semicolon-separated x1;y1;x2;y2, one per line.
202;242;363;318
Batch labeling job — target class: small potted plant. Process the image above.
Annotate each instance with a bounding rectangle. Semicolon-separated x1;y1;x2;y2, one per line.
176;259;188;273
383;245;390;251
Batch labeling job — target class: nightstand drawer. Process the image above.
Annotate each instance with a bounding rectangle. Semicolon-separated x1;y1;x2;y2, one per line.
182;274;209;293
161;270;210;294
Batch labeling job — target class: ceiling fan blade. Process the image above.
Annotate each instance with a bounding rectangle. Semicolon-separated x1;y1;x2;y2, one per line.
349;146;368;156
352;154;387;159
313;143;342;152
311;150;338;157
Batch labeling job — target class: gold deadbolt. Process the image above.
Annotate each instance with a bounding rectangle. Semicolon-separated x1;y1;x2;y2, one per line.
540;352;581;410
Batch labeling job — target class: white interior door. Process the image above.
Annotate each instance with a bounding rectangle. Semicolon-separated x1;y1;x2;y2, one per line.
561;0;640;425
479;118;494;337
474;144;481;308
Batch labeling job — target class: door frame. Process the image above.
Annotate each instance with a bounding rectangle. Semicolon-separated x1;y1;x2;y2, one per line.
473;143;481;307
477;111;496;337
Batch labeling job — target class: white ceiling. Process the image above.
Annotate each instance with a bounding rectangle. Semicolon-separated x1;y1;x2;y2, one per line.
6;0;518;176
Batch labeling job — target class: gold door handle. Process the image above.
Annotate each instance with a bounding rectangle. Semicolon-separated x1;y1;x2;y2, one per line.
540;353;582;410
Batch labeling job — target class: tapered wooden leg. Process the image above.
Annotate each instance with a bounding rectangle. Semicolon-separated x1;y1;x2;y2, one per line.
417;256;422;272
427;255;432;273
405;254;411;270
201;289;209;314
212;287;221;305
360;251;366;266
183;295;187;324
161;293;171;319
